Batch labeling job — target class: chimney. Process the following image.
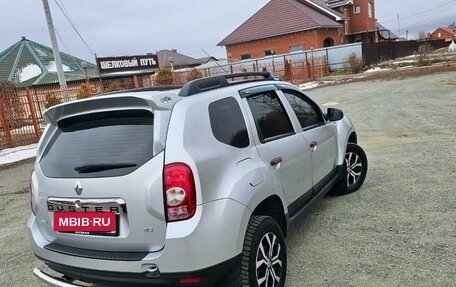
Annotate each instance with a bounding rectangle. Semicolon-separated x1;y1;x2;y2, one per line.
171;49;177;53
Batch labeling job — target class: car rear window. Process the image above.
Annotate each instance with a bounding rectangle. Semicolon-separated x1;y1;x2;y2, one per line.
40;110;154;178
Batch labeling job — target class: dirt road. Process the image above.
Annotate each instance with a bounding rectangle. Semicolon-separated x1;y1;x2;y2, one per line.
1;71;455;286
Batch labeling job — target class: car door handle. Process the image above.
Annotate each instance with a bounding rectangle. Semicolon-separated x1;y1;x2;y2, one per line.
270;157;283;167
310;141;318;151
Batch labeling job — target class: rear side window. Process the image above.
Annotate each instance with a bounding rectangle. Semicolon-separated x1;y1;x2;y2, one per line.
247;91;294;143
209;97;249;148
40;110;154;178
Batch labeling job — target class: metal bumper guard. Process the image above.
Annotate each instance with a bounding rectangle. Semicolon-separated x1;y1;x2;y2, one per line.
34;268;85;287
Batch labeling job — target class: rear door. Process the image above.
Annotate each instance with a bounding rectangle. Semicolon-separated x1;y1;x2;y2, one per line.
280;89;338;191
36;108;167;252
242;87;314;211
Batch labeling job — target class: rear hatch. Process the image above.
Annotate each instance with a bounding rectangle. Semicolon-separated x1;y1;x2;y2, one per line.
33;95;172;252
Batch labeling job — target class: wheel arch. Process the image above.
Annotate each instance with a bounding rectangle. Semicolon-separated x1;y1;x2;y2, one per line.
334;116;357;166
251;195;288;237
348;132;357;144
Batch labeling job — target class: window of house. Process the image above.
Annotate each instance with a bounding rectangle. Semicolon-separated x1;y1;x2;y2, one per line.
438;33;441;38
353;5;361;14
282;90;324;130
209;97;249;148
264;49;276;56
290;45;303;53
368;2;373;18
240;54;251;60
247;91;294;143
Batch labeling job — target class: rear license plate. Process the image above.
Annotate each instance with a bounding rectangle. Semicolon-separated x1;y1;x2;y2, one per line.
54;212;118;236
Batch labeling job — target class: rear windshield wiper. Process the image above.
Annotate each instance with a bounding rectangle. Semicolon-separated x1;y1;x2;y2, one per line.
74;163;137;174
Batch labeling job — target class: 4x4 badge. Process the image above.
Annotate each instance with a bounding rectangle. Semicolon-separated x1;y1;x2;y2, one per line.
74;182;83;195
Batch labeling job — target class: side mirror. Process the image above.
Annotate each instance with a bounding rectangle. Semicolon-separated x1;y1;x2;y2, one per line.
327;108;344;121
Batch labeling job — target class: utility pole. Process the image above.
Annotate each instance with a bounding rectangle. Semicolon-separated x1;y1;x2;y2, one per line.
42;0;68;100
397;14;400;37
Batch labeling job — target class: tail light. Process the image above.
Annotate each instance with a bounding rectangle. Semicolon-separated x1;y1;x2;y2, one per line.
163;163;196;222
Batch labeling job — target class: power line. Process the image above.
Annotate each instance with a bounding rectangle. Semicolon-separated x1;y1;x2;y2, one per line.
406;2;456;30
54;27;84;70
58;0;71;21
53;0;95;55
381;0;456;24
406;15;456;33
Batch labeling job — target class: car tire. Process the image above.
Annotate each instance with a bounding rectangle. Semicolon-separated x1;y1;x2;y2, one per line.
330;143;368;196
239;216;287;287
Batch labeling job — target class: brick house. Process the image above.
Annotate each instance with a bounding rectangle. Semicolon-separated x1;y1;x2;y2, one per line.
218;0;394;61
427;26;456;42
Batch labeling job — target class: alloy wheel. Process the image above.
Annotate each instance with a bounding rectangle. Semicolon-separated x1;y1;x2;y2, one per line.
345;151;363;188
256;232;283;287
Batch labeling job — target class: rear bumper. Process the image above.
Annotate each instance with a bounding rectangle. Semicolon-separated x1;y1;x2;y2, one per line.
36;254;240;287
28;198;250;285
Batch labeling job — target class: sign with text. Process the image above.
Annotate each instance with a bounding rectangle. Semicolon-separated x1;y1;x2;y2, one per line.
54;212;116;233
96;55;159;74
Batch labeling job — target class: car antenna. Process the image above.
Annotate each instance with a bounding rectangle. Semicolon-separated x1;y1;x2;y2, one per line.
201;48;228;74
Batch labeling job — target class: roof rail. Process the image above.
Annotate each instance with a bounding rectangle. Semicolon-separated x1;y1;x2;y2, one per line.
98;85;183;97
178;72;280;97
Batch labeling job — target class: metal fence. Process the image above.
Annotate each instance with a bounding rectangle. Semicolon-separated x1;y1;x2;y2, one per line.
198;56;329;84
197;43;362;79
362;39;449;65
3;41;422;150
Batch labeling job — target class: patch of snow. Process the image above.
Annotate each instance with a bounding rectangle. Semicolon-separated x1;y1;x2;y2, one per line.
392;60;416;65
322;102;339;107
0;144;37;165
405;55;418;59
364;67;391;73
299;81;320;90
399;66;414;70
449;40;456;52
17;64;42;83
46;61;72;72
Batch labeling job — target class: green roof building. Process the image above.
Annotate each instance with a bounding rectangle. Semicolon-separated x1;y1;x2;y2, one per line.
0;37;98;87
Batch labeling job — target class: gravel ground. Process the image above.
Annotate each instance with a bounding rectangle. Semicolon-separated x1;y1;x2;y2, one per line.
1;71;455;286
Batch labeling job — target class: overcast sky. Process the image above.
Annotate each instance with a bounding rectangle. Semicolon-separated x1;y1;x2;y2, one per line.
1;0;455;63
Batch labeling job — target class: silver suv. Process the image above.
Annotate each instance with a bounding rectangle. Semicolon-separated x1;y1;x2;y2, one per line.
28;72;367;287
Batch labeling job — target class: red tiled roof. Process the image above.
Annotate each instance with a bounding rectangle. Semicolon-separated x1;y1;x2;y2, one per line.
439;27;456;35
218;0;342;46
